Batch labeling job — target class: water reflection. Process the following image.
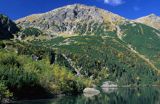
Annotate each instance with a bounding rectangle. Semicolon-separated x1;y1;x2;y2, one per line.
15;87;160;104
102;87;117;94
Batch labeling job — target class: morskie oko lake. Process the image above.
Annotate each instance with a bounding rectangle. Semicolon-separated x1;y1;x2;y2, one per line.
13;87;160;104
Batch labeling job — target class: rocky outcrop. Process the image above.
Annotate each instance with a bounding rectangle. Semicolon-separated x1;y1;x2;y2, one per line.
16;4;126;37
0;14;19;39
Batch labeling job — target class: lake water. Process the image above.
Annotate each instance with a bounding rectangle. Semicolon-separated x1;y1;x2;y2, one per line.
14;87;160;104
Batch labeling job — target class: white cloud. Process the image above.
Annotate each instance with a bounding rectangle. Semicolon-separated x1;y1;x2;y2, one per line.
104;0;124;6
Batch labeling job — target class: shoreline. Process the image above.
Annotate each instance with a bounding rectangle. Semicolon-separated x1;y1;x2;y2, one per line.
10;85;160;103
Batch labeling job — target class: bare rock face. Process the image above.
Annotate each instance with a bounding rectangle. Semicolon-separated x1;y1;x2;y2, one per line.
135;14;160;30
16;4;125;37
0;14;19;39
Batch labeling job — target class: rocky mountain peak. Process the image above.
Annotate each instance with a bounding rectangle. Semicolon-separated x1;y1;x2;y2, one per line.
17;4;104;23
148;13;157;17
16;4;126;36
135;14;160;30
145;14;160;21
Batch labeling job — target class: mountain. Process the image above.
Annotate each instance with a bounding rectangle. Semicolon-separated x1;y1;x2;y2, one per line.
0;14;19;39
15;4;160;84
135;14;160;30
0;4;160;101
16;4;126;37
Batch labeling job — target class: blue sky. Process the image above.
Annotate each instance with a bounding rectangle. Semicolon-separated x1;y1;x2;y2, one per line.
0;0;159;20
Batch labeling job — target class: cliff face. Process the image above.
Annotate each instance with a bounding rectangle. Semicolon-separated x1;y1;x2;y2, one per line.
0;14;19;39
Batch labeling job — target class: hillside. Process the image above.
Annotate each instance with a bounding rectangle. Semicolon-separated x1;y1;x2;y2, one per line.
0;4;160;102
14;3;160;86
119;22;160;69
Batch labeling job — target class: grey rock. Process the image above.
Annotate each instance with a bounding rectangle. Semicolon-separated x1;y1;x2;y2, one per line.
16;4;125;37
83;88;100;97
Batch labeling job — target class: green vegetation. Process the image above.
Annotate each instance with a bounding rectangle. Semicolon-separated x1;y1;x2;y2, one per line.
15;27;46;40
0;14;19;39
0;82;12;103
120;22;160;69
20;27;43;37
32;35;159;85
0;49;92;100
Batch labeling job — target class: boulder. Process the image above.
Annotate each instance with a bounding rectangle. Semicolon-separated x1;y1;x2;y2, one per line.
83;88;100;97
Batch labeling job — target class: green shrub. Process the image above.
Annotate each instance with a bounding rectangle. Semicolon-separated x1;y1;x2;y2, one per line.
0;41;5;49
0;82;12;102
0;51;42;98
21;27;43;37
0;50;92;99
40;64;92;94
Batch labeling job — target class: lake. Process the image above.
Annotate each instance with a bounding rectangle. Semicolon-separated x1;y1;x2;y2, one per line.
14;87;160;104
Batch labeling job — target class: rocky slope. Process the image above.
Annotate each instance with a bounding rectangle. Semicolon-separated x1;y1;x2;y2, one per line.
16;4;126;37
0;14;19;39
135;14;160;30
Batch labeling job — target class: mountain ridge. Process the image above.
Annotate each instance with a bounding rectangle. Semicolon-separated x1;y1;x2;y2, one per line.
16;4;127;37
135;13;160;30
15;4;160;32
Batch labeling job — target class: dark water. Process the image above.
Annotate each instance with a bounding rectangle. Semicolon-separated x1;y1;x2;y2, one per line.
14;87;160;104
